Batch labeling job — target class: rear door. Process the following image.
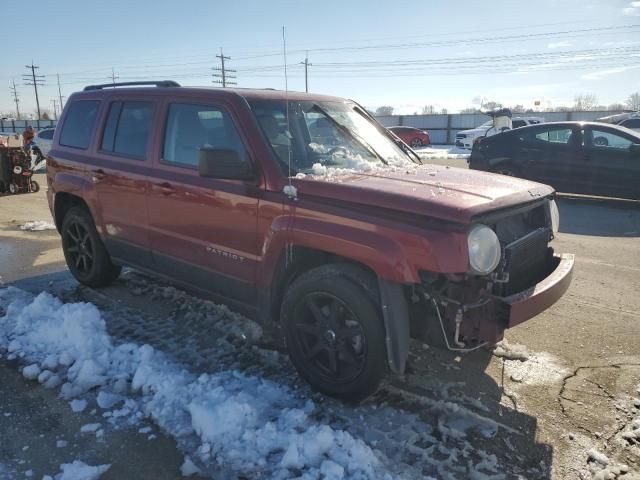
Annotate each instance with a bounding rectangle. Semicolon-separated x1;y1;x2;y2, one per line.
90;99;155;267
515;125;582;191
147;100;260;303
582;126;640;199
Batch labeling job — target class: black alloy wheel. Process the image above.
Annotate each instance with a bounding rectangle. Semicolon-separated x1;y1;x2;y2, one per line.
63;221;95;277
291;292;367;384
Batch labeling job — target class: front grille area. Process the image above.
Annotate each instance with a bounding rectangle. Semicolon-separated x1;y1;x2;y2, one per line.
501;228;551;295
492;203;551;296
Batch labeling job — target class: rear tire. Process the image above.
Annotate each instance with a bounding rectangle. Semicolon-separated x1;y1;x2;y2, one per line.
8;183;18;194
61;206;121;287
410;138;423;148
30;180;39;193
281;264;387;402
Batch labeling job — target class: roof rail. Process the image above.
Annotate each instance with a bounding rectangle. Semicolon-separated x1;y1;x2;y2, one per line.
83;80;180;91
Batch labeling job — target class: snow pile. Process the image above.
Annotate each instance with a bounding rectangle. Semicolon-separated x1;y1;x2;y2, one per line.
43;461;110;480
0;288;388;479
19;220;56;231
283;184;298;199
493;340;530;361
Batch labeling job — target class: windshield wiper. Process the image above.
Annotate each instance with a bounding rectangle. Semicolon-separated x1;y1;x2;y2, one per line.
312;104;388;165
353;104;423;165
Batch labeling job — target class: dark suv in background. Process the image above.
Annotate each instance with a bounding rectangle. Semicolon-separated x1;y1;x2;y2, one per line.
47;81;574;400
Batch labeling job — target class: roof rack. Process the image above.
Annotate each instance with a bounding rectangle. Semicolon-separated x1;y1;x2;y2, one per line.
83;80;180;91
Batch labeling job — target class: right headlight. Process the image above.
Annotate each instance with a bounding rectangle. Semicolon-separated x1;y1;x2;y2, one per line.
467;224;501;275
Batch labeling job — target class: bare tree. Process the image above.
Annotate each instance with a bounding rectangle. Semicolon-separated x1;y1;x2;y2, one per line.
573;94;598;111
421;105;435;114
511;104;525;113
460;107;480;113
626;92;640;111
375;106;394;116
607;103;626;112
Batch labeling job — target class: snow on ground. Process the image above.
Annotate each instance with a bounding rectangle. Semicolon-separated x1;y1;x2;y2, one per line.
18;221;57;231
0;283;520;479
42;460;110;480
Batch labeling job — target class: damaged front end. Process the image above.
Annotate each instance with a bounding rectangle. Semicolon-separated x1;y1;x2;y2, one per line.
409;199;574;351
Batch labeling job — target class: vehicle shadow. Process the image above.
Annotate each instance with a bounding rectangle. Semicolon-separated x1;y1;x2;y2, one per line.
556;195;640;237
386;343;553;478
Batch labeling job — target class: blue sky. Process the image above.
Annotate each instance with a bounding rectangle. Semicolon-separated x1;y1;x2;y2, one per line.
2;0;640;117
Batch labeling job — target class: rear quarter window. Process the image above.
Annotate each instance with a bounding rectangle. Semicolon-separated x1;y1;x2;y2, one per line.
59;100;100;149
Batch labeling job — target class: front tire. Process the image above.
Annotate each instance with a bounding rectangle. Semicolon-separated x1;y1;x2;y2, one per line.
281;264;387;402
61;206;121;287
410;138;423;148
8;183;18;194
30;180;39;193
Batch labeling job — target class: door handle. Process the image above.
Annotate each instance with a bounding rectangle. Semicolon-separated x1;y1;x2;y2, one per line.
157;182;174;195
91;169;105;182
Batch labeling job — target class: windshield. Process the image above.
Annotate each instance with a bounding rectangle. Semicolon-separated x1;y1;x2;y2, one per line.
478;120;494;128
249;100;419;175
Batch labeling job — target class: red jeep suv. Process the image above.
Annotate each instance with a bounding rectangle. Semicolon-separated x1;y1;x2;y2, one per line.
46;81;574;401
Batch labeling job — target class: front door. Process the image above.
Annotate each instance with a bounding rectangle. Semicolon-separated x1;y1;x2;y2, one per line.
147;101;260;303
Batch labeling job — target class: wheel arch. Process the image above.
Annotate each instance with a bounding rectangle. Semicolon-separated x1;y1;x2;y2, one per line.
53;192;90;233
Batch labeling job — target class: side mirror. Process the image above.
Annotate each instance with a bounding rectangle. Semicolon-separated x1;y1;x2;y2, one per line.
198;148;254;180
630;144;640;155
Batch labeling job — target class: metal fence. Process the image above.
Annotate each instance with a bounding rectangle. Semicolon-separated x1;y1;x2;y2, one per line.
375;110;625;145
0;119;57;133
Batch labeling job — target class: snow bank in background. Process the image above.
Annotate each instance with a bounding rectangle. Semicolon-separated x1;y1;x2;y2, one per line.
19;221;56;231
43;460;110;480
414;145;470;161
0;288;388;479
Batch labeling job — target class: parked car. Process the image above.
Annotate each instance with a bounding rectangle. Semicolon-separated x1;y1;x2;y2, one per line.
35;127;55;156
469;121;640;200
47;81;574;401
455;116;545;149
596;112;640;133
388;126;430;148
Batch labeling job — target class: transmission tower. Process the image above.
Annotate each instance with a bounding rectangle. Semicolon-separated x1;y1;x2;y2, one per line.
23;62;45;119
212;48;236;87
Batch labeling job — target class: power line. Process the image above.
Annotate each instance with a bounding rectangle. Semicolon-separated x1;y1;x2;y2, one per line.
10;79;20;120
23;62;44;119
212;48;237;87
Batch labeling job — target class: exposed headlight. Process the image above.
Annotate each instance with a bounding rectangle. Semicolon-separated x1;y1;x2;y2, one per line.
467;224;501;275
549;199;560;235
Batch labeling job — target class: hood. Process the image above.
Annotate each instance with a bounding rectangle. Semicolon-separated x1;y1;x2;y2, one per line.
457;127;489;136
292;166;554;224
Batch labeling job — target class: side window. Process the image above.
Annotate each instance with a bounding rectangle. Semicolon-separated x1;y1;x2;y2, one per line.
621;119;640;129
589;129;633;150
101;101;154;158
512;120;526;129
38;129;54;140
60;100;100;149
163;103;246;168
535;128;573;144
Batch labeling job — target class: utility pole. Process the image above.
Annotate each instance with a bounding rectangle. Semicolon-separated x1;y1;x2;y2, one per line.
23;62;44;119
57;73;65;111
300;52;312;93
51;99;58;120
212;48;236;87
109;68;119;87
10;79;21;120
